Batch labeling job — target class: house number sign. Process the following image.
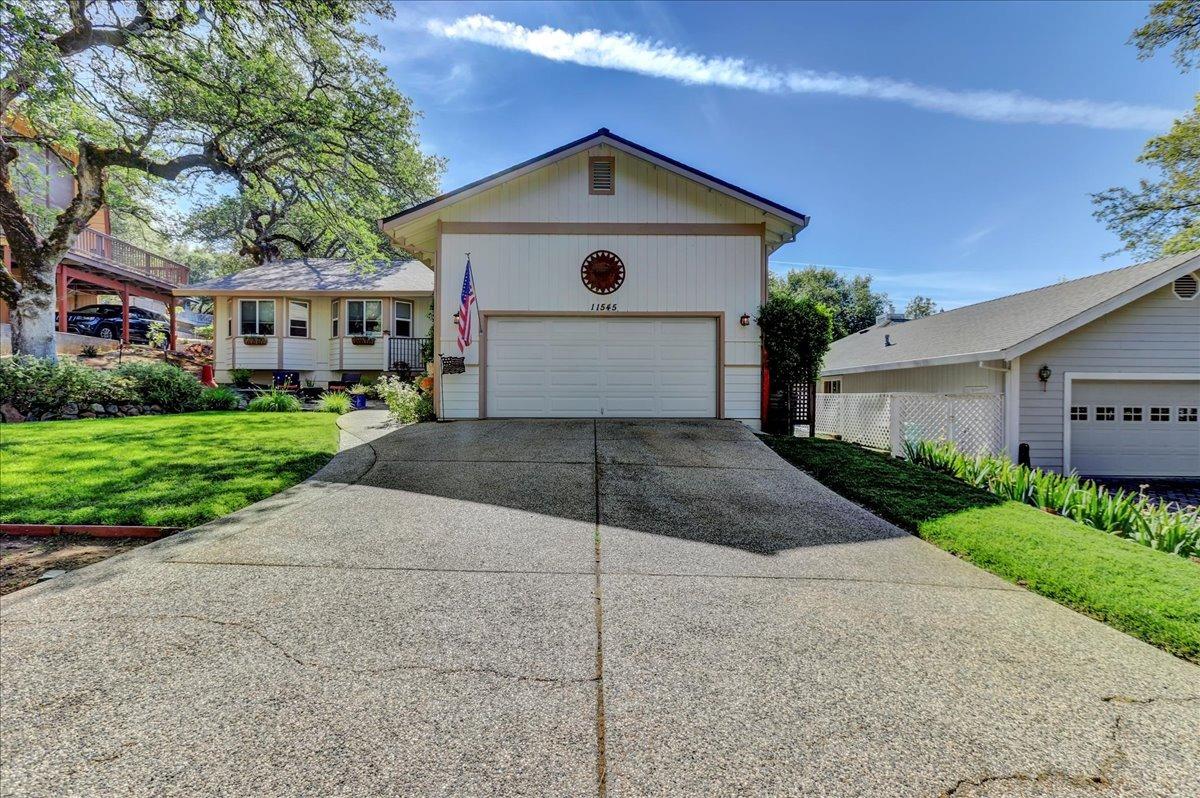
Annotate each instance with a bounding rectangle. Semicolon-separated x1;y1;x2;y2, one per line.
581;250;625;295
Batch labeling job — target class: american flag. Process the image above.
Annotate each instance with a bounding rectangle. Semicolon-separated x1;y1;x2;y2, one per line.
456;257;476;353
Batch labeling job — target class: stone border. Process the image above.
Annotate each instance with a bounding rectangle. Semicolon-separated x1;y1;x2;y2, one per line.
0;524;174;540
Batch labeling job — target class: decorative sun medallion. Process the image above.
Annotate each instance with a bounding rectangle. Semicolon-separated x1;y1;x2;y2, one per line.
581;250;626;295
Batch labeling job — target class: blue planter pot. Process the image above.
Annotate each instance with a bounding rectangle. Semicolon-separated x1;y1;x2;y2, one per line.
350;394;368;410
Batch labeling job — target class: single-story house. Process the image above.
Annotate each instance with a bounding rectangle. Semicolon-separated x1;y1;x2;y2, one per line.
818;251;1200;478
181;259;434;384
182;128;810;429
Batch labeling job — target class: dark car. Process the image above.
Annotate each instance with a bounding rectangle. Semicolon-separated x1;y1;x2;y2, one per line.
64;304;170;347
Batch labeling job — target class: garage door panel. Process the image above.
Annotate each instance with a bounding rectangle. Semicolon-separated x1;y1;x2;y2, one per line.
486;316;717;418
1071;380;1200;477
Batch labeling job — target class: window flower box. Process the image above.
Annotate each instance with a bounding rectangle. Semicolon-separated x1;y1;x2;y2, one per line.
351;336;377;346
242;336;269;346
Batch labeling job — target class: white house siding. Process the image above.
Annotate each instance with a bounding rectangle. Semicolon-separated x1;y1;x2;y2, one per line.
822;361;1006;394
439;145;766;226
437;232;764;427
1018;283;1200;472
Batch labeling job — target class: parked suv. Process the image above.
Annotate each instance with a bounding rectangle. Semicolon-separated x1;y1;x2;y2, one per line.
63;304;169;346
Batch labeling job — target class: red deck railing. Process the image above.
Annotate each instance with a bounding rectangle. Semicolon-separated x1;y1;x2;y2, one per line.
69;227;189;286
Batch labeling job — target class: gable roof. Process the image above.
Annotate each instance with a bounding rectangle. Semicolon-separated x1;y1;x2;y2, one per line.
822;250;1200;375
176;258;433;296
379;128;809;252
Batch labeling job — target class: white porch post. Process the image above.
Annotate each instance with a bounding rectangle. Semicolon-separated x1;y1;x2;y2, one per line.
1004;356;1021;461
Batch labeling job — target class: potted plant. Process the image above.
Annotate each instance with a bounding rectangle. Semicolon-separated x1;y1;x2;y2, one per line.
348;384;371;410
301;378;322;400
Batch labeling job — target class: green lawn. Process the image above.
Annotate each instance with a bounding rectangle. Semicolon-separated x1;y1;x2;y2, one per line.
762;435;1200;663
1;412;340;528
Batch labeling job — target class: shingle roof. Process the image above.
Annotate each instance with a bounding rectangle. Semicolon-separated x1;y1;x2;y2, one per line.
179;258;433;295
822;250;1200;374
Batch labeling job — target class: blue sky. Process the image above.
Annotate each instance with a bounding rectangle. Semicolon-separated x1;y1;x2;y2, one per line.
376;1;1191;310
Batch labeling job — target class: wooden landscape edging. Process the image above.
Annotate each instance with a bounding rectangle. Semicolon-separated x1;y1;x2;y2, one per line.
0;524;176;540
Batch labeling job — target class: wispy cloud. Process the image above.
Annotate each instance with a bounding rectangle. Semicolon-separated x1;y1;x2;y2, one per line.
427;15;1179;131
957;225;997;248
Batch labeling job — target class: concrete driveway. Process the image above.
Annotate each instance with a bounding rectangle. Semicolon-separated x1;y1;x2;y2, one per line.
2;414;1197;797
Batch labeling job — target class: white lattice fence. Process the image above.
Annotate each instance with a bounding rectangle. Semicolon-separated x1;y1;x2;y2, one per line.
816;393;1004;456
816;393;893;450
893;394;1005;456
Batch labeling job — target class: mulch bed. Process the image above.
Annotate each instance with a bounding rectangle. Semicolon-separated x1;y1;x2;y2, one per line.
0;535;159;596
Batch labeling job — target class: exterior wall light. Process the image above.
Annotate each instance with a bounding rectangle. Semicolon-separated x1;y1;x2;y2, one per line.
740;313;751;327
1038;364;1052;391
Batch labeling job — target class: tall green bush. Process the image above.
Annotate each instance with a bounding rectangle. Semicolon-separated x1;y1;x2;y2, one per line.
756;291;834;385
903;439;1200;558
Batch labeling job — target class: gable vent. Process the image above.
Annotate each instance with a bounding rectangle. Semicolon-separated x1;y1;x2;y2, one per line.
589;156;615;195
1173;272;1199;300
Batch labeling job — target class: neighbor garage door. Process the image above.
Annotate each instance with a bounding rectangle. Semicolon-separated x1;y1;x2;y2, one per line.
485;316;717;418
1070;379;1200;477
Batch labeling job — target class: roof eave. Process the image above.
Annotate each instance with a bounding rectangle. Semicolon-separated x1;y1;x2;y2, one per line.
820;350;1006;376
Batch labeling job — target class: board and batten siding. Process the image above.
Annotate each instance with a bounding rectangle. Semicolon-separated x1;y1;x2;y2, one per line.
1018;283;1200;472
439;145;766;226
437;232;764;426
822;361;1006;395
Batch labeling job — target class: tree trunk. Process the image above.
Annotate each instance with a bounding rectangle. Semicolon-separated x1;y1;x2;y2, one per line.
9;259;57;359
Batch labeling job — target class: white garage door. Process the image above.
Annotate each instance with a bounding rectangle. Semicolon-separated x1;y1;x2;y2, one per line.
1070;380;1200;477
485;316;717;418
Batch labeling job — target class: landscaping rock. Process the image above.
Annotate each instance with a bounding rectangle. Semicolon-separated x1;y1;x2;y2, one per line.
105;404;119;414
1;403;24;423
125;407;140;416
40;412;57;421
150;405;163;413
62;402;79;415
80;412;97;419
60;414;78;421
90;403;105;414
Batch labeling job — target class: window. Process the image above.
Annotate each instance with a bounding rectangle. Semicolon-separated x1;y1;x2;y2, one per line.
1070;406;1088;421
1095;406;1115;421
288;300;309;337
1173;272;1198;300
331;300;339;338
1150;406;1170;422
394;300;414;337
1123;406;1142;422
239;299;275;336
347;299;382;337
823;380;841;394
589;156;615;195
1180;407;1199;422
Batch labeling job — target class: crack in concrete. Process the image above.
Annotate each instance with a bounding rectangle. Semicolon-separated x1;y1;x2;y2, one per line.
1102;694;1200;705
5;613;595;686
940;770;1110;797
592;419;610;798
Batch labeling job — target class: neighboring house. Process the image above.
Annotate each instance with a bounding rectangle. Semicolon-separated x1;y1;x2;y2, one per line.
183;128;808;428
378;127;808;428
180;259;434;384
819;251;1200;478
0;117;190;348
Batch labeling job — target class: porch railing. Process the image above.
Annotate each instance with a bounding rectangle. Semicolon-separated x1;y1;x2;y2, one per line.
69;227;189;286
387;336;431;376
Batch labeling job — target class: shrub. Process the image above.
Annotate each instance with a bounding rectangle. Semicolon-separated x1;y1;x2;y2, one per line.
903;439;1200;558
79;344;100;358
199;386;241;410
0;356;138;416
146;320;169;350
756;291;834;385
194;324;214;340
115;363;202;411
378;375;434;423
230;368;253;388
247;389;302;412
316;391;353;414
